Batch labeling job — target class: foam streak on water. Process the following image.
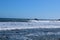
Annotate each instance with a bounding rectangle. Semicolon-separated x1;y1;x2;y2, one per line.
0;20;60;30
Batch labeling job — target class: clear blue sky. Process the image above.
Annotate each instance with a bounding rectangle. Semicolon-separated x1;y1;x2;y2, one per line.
0;0;60;19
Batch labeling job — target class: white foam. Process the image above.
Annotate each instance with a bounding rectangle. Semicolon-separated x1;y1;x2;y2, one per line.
0;26;60;30
0;21;60;30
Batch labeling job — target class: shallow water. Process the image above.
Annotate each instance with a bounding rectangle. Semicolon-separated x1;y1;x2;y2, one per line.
0;21;60;40
0;28;60;40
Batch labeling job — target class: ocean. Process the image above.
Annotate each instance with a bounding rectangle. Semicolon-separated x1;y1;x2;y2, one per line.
0;19;60;40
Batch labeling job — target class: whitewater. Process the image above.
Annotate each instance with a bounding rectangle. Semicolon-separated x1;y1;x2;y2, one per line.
0;20;60;30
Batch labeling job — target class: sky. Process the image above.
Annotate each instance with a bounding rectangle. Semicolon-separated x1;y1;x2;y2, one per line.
0;0;60;19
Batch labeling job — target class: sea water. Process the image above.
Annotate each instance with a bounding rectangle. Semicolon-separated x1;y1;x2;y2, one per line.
0;20;60;40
